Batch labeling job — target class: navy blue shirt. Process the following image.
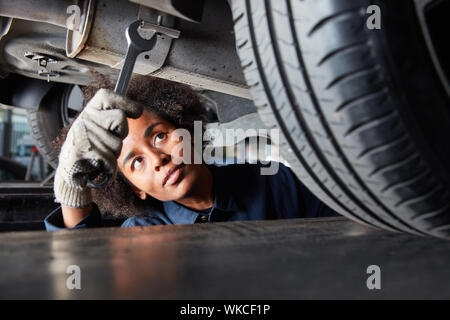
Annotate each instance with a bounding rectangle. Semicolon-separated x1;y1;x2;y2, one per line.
44;163;339;231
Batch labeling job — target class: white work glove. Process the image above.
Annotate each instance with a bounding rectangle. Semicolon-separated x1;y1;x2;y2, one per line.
54;89;143;208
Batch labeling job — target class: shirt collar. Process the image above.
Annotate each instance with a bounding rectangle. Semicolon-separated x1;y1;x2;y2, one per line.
162;165;240;224
163;201;199;224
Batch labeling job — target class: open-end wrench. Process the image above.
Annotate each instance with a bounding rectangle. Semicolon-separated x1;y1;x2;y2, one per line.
114;20;158;95
87;20;157;189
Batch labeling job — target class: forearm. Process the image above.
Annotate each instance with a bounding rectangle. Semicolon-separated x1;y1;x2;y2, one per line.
45;202;102;231
61;203;93;228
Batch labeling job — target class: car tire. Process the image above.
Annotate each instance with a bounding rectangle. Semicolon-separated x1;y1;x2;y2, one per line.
26;83;83;169
231;0;450;238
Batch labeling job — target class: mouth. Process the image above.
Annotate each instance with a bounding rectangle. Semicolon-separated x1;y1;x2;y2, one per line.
163;163;185;187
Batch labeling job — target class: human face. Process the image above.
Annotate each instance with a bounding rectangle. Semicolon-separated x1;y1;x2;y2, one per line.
117;111;202;202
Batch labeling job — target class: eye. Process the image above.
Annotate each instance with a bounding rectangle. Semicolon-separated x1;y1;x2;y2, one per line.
154;132;167;145
131;157;144;171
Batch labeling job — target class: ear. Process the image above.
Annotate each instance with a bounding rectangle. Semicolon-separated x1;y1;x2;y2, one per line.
131;185;147;200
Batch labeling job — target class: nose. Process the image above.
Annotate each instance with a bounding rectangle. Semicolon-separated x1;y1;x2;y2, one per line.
145;147;171;172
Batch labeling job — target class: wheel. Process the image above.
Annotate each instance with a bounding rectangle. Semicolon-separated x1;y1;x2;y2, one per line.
231;0;450;238
27;84;84;169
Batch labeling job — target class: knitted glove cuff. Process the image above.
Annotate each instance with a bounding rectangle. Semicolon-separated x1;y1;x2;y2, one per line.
54;171;92;208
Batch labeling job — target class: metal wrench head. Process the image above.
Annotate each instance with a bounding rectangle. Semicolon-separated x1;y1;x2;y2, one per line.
126;20;157;51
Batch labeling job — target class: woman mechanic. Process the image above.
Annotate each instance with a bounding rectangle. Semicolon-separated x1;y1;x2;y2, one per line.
45;76;339;230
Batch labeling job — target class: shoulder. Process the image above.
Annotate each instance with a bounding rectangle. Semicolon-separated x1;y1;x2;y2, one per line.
267;162;297;186
210;161;295;192
210;162;289;178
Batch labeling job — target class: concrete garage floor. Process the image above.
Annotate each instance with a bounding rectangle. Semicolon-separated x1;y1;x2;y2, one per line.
0;217;449;299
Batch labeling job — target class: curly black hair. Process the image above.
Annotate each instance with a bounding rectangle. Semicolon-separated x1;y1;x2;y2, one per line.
53;74;208;218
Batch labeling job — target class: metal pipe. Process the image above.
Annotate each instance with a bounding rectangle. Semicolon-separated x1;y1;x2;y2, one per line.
0;0;73;28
